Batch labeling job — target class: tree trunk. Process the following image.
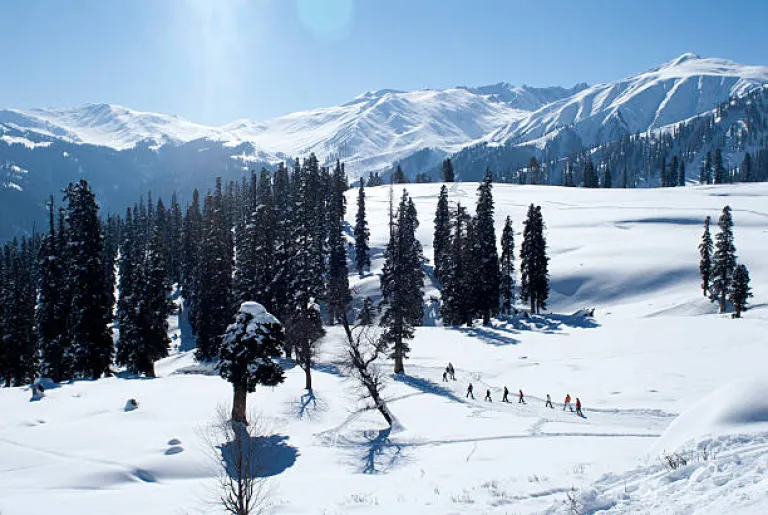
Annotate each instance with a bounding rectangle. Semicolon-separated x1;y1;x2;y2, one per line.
530;294;535;314
304;356;312;390
482;311;490;326
720;291;726;313
232;384;248;423
394;340;404;375
146;362;156;378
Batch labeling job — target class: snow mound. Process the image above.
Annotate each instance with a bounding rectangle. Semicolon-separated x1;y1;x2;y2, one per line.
652;378;768;454
238;301;279;326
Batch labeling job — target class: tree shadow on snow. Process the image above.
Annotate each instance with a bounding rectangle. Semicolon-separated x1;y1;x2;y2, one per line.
220;434;299;479
335;427;409;475
450;311;599;346
290;388;329;420
394;373;465;403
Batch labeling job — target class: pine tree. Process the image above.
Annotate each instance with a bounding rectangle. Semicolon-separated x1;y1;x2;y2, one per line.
380;190;424;374
358;297;375;325
217;302;285;423
441;205;473;326
700;151;712;184
678;160;686;186
713;149;727;184
667;156;678;188
64;180;114;379
741;152;753;182
433;185;451;282
441;158;455;182
563;162;576;187
583;160;599;188
699;216;713;297
729;264;752;318
353;181;371;277
392;164;408;184
602;167;612;188
181;189;203;331
520;204;549;314
710;206;737;313
167;192;183;285
195;179;235;362
473;172;500;325
271;162;293;321
37;196;71;382
327;161;351;324
499;216;515;315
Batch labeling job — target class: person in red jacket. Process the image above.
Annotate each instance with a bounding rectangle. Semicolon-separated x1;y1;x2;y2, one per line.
575;397;583;417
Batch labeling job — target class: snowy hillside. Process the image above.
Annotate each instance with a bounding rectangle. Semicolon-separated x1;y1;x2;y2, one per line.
2;183;767;514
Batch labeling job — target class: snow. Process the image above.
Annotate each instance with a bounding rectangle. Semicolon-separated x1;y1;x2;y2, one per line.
2;54;764;177
0;134;52;149
2;182;768;514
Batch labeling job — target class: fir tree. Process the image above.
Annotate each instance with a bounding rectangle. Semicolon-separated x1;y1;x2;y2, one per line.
520;204;549;314
433;185;451;282
37;196;71;381
181;189;203;331
729;264;752;318
380;190;424;374
358;297;375;325
741;152;753;182
499;216;515;315
167;192;183;284
217;302;285;423
699;216;713;297
354;181;371;277
441;158;455;182
602;167;612;188
441;205;473;326
678;160;686;186
64;180;114;379
583;159;599;188
392;164;408;184
327;161;351;324
472;171;500;325
713;149;727;184
271;162;293;321
710;205;737;313
700;151;712;184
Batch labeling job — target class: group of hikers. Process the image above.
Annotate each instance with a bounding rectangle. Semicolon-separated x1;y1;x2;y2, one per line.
444;362;584;417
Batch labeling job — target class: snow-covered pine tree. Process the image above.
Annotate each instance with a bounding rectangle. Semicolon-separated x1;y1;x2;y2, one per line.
678;160;686;186
582;159;599;188
64;179;114;379
218;302;285;423
729;264;752;318
195;179;235;362
167;192;183;285
116;207;141;373
271;161;293;321
441;158;455;182
393;164;408;184
520;204;550;314
181;189;203;332
713;149;727;185
441;204;473;326
499;215;515;315
327;161;351;324
472;171;500;325
699;216;713;297
433;185;451;282
710;205;737;313
354;181;371;277
700;151;712;184
37;196;72;382
531;205;550;314
741;152;753;183
380;190;424;374
358;297;375;326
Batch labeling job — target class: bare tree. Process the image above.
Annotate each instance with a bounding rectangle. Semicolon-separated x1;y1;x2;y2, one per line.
341;320;395;427
203;406;273;515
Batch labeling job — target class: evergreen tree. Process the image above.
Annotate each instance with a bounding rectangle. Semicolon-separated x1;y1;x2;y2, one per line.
602;167;612;188
472;172;500;325
357;297;375;325
167;192;183;284
353;180;371;277
668;156;678;188
181;189;203;331
583;160;599;188
729;264;752;318
217;302;285;423
710;205;737;313
741;152;753;182
678;160;686;186
392;164;408;184
64;180;114;379
433;185;451;282
441;158;455;182
327;161;351;324
699;216;713;297
37;196;71;381
713;149;727;184
116;207;141;373
441;205;473;326
499;216;515;315
271;162;294;321
380;190;424;374
195;179;235;362
520;204;549;314
700;151;712;184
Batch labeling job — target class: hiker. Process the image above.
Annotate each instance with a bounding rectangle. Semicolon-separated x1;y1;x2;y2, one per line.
447;362;456;380
485;389;492;402
563;393;572;411
545;393;554;408
576;397;583;417
518;389;525;404
502;386;509;402
466;383;474;399
442;370;448;382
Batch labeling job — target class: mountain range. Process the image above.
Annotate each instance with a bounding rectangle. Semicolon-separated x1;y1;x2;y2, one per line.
1;53;767;239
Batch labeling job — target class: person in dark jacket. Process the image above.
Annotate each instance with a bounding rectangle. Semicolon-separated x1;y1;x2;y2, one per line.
484;389;492;402
502;386;509;402
466;383;474;399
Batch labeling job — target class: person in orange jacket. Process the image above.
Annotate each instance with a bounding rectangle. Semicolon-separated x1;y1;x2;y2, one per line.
563;394;572;411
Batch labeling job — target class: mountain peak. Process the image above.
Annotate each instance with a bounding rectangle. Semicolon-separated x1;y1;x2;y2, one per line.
668;52;702;66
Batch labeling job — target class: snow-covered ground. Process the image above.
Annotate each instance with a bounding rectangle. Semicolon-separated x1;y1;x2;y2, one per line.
2;183;768;514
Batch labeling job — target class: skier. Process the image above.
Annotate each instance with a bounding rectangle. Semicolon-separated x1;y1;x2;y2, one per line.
518;389;525;404
563;393;572;411
466;383;474;399
485;389;492;402
502;386;509;402
575;397;583;417
545;393;554;408
442;370;448;382
448;362;456;380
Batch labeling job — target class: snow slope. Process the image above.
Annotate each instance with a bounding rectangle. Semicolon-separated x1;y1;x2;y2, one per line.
2;54;765;175
2;183;768;514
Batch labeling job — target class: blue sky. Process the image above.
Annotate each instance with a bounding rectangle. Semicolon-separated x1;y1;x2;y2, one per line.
1;0;766;125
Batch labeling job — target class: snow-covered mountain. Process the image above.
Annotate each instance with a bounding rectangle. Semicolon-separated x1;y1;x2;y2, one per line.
2;53;768;240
